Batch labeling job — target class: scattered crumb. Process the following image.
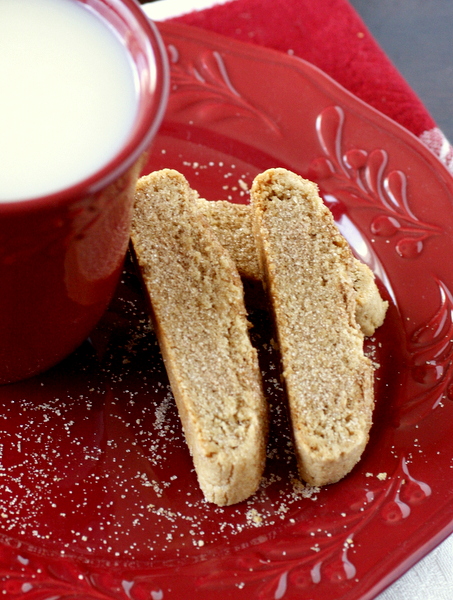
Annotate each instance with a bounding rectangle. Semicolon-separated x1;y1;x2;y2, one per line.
246;509;263;526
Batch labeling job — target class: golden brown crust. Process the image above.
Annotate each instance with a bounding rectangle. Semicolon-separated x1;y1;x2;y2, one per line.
250;168;375;486
351;260;388;336
131;169;268;506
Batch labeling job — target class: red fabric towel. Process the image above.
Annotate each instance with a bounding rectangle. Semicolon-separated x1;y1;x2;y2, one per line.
167;0;453;173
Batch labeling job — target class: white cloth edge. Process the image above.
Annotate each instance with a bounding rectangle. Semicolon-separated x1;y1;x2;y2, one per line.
142;0;231;21
378;535;453;600
419;127;453;174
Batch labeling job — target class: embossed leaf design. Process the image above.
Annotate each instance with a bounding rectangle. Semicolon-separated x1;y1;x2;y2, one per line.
191;486;396;593
400;278;453;426
0;548;142;600
380;458;432;524
167;44;280;133
310;106;441;257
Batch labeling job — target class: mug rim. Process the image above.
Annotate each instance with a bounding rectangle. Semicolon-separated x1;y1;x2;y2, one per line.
0;0;169;214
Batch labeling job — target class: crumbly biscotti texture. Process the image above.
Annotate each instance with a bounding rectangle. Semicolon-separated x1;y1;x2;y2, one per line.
351;260;388;336
131;169;268;506
250;168;375;487
194;197;388;336
194;197;263;282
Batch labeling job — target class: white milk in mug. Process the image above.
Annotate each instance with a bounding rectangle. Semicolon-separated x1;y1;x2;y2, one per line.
0;0;139;202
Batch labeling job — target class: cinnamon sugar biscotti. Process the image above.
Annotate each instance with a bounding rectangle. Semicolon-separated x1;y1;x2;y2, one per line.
194;197;387;336
250;168;375;487
131;169;268;506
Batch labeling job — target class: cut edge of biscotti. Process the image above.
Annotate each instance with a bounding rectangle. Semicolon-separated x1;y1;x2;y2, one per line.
193;196;388;337
250;168;376;487
131;169;268;506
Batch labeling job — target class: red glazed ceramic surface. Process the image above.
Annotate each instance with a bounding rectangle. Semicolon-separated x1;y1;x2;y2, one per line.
1;21;453;600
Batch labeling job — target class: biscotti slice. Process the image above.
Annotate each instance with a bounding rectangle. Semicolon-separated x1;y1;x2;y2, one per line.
194;196;387;336
131;169;268;506
250;168;375;487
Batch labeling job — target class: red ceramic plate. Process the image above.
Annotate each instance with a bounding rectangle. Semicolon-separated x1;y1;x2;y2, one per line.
1;21;453;600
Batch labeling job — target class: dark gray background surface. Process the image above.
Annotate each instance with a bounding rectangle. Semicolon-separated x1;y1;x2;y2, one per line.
348;0;453;142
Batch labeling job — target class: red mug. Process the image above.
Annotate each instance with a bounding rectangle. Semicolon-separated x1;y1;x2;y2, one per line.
0;0;169;384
